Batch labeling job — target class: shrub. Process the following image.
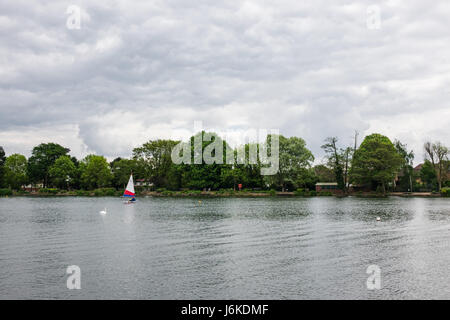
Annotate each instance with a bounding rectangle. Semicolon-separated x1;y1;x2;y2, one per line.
93;188;117;196
441;188;450;197
39;188;59;194
135;186;150;195
309;191;317;196
103;188;117;196
269;189;277;196
294;188;306;196
318;191;333;196
0;188;13;196
76;190;90;196
156;188;166;193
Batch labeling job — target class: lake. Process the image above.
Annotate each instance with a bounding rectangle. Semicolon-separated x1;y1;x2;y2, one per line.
0;196;450;299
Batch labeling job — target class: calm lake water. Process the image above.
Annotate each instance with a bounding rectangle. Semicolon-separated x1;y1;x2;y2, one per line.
0;196;450;299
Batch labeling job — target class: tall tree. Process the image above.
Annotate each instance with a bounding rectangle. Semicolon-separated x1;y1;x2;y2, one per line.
266;135;314;191
321;137;353;193
220;143;264;190
133;139;179;188
110;158;138;190
0;146;6;187
27;143;70;187
351;133;403;193
420;160;438;190
49;156;77;189
424;141;449;191
79;155;112;190
321;137;345;191
394;140;415;192
179;132;228;190
4;154;28;190
313;164;335;182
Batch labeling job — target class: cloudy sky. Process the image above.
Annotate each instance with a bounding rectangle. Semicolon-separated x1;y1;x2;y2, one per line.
1;0;449;164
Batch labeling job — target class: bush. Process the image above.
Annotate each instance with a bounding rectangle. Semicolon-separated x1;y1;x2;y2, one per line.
76;190;90;196
318;191;333;196
0;188;13;196
104;188;117;196
441;188;450;197
135;186;150;195
93;188;117;196
156;188;166;193
309;191;317;196
294;188;306;196
269;189;277;196
39;188;59;194
93;189;104;196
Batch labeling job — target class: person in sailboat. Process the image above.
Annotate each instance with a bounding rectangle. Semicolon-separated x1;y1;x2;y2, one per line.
123;174;137;203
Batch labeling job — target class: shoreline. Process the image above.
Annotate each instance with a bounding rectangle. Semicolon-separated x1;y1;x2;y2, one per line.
1;191;445;198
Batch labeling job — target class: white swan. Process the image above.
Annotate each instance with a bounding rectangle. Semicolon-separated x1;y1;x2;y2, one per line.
100;208;107;215
376;217;381;221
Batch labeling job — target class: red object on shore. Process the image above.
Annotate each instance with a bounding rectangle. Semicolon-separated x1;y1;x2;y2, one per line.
238;184;242;191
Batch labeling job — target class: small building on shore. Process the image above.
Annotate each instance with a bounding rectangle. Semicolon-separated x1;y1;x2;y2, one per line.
23;183;43;193
315;182;339;193
135;179;153;188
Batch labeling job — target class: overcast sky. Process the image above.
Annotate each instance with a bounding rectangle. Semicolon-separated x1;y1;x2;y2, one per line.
1;0;449;164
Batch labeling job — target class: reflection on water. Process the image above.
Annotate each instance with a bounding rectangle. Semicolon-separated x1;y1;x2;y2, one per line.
0;196;449;299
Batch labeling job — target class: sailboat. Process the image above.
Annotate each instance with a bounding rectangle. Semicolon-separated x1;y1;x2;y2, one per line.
123;174;136;204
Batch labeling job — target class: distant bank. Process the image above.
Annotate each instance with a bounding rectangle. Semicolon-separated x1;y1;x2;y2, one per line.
1;189;447;198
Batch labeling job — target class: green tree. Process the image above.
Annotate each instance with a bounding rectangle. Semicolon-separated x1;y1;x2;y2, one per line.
0;146;6;187
424;141;449;191
321;137;354;193
220;143;265;190
266;135;314;191
48;156;77;189
351;133;403;193
313;164;335;182
179;132;228;190
27;143;70;187
110;158;138;190
80;155;113;190
321;137;345;191
296;167;317;190
69;156;82;190
238;143;265;189
394;140;414;192
4;154;28;190
420;160;438;190
133;139;179;189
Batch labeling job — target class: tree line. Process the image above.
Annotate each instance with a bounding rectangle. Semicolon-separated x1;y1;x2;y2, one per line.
0;131;449;194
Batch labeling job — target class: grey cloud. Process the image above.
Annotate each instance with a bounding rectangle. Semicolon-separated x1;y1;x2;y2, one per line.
0;0;449;163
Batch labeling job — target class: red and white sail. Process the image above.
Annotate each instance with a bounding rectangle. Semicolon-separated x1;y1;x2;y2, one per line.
123;174;135;198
